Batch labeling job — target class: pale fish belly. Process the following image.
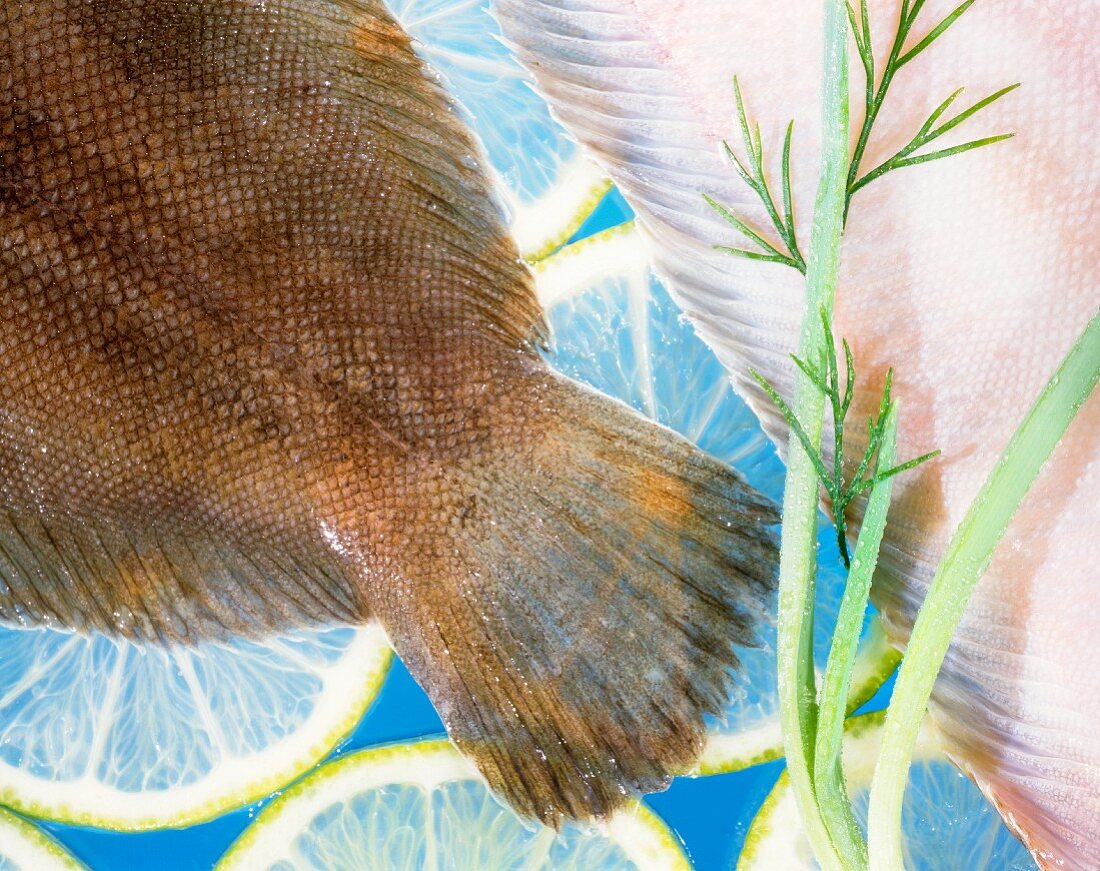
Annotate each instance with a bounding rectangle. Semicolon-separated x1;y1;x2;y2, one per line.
492;0;1100;865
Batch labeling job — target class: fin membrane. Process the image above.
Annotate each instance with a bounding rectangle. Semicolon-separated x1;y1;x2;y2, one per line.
379;368;777;823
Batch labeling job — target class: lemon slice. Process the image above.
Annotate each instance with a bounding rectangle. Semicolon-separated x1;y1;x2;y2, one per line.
218;739;689;870
388;0;609;260
738;711;1037;870
0;624;390;830
537;226;900;776
0;807;85;870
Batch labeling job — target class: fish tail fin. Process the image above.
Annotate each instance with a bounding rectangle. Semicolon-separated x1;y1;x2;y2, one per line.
380;369;778;824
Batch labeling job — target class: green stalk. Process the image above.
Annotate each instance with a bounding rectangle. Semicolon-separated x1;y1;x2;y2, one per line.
775;1;849;868
866;308;1100;870
814;406;899;870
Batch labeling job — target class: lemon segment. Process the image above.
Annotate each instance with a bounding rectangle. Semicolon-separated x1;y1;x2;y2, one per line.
218;739;689;871
0;624;390;830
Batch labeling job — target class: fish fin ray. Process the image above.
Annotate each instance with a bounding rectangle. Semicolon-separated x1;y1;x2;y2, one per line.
492;0;805;449
0;509;361;643
325;0;550;347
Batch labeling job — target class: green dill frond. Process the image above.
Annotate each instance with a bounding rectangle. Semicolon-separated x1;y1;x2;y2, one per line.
845;0;1018;217
753;307;939;567
706;78;805;273
710;0;1016;265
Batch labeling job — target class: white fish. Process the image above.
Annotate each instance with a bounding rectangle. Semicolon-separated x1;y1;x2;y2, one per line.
492;0;1100;865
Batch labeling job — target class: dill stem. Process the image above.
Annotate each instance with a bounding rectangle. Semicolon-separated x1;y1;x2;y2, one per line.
775;1;848;868
867;308;1100;870
814;405;898;871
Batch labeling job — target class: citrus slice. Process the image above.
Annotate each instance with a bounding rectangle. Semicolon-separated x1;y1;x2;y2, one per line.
388;0;609;260
0;623;390;830
0;807;85;870
536;226;899;775
738;710;1037;870
218;739;689;870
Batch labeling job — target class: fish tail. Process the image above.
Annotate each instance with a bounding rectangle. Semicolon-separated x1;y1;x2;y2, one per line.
379;366;778;824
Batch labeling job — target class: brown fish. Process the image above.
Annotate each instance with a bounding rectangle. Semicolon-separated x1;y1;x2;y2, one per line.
0;0;777;824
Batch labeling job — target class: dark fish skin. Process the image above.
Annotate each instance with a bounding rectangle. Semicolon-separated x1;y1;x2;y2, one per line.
0;0;778;823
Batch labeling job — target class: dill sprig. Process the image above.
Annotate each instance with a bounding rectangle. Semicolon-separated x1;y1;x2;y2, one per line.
763;7;852;862
704;4;1087;869
705;77;805;273
711;0;1019;255
709;0;1007;562
751;308;938;568
845;0;1020;217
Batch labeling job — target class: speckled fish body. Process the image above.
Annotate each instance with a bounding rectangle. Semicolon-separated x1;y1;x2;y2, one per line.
0;0;780;823
493;0;1100;864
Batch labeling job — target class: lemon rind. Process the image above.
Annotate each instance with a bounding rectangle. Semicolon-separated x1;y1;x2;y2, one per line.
0;806;87;870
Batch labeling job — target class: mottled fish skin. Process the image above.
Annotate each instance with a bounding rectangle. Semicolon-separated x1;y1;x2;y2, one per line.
0;0;779;824
493;0;1099;864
